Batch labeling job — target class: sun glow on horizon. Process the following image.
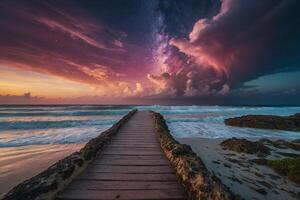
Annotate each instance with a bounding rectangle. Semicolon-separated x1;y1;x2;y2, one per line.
0;65;95;98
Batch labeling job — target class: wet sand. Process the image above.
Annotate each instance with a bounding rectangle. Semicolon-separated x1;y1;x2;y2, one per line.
178;137;300;200
0;144;83;197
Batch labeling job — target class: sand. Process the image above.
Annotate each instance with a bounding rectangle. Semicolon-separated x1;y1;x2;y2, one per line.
178;137;300;200
0;144;83;197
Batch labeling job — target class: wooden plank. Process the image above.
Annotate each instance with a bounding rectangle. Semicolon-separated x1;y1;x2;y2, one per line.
86;165;175;173
105;144;158;148
111;139;158;142
108;141;159;145
102;151;163;156
78;173;179;181
68;180;183;190
98;155;167;160
113;137;156;140
58;189;186;200
109;140;158;143
93;159;170;166
119;133;155;134
103;147;161;152
111;141;159;144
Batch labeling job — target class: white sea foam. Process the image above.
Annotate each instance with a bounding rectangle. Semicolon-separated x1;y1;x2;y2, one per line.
0;105;300;147
0;125;111;147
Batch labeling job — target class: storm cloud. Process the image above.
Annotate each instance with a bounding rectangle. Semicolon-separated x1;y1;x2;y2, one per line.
1;0;300;104
150;0;300;97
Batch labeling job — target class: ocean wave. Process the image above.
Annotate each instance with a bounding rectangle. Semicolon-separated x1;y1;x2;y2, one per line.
0;109;131;117
168;121;300;140
167;116;226;123
1;105;300;147
137;105;300;116
0;105;133;112
0;126;110;147
0;119;115;131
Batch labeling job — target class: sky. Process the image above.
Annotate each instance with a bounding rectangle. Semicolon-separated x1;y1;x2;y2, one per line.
0;0;300;105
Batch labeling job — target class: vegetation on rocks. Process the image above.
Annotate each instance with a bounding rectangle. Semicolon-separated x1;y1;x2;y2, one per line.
267;158;300;184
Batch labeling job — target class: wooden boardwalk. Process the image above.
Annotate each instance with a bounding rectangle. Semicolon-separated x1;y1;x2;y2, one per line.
57;111;187;200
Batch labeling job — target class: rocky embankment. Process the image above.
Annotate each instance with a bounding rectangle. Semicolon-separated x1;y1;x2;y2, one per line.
2;109;137;200
225;113;300;131
152;111;241;200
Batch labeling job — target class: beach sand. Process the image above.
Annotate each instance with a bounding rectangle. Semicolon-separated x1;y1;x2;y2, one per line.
178;137;300;200
0;144;83;197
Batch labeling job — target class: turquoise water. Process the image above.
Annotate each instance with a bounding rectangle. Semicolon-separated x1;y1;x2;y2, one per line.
0;105;300;147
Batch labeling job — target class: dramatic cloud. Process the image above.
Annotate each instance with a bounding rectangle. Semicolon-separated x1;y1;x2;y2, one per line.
150;0;300;98
0;0;300;104
0;0;151;94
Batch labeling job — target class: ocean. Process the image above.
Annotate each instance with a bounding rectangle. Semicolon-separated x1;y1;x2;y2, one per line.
1;105;300;195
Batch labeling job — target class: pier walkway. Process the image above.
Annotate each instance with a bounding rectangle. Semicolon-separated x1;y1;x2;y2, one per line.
57;111;187;200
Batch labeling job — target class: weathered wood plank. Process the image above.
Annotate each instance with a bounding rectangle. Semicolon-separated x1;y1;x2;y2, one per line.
102;147;161;152
86;165;175;173
110;138;157;141
111;139;158;142
98;155;167;160
68;180;183;190
78;173;179;181
102;151;163;155
108;142;159;146
93;159;170;166
105;144;158;148
58;189;186;200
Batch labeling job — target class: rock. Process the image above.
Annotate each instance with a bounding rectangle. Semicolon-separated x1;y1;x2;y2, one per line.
292;139;300;143
257;180;272;189
220;138;270;157
223;163;232;168
254;172;265;178
260;139;300;151
272;139;300;151
225;113;300;131
267;173;281;180
227;176;242;184
277;152;300;158
212;160;221;164
250;158;268;165
251;187;267;195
